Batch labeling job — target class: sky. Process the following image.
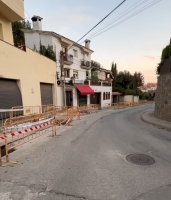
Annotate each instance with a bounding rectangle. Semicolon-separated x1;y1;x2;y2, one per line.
24;0;171;83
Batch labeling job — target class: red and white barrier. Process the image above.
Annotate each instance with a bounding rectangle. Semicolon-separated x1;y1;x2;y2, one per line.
0;121;53;140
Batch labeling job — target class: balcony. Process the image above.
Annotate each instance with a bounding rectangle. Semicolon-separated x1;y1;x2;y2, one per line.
64;54;73;65
81;60;91;70
90;81;101;86
84;79;112;87
102;82;112;87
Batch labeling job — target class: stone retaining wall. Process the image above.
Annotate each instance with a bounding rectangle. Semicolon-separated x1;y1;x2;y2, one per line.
154;73;171;122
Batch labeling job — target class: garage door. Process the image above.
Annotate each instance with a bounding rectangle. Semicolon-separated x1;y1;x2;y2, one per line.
0;78;22;109
40;83;53;105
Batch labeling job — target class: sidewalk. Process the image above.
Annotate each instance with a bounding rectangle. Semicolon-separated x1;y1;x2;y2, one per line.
141;111;171;131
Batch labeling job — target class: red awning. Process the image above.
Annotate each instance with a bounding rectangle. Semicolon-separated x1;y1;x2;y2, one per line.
75;85;94;95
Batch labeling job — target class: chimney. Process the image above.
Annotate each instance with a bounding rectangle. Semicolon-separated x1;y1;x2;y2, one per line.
85;39;91;49
31;15;43;31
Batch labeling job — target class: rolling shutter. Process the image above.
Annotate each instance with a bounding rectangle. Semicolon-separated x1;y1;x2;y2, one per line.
0;78;22;109
40;83;53;105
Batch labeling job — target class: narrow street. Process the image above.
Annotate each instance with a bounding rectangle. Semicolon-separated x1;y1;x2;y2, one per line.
0;104;171;200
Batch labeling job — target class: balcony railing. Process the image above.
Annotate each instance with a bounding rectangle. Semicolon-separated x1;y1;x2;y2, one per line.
102;82;112;86
90;81;101;86
84;80;89;85
80;60;91;69
64;54;73;65
84;79;112;87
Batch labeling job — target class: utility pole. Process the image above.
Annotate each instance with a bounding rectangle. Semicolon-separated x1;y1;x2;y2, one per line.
60;51;66;106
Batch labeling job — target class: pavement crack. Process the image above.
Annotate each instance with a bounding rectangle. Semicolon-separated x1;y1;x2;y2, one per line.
132;183;171;200
149;151;171;165
48;189;89;199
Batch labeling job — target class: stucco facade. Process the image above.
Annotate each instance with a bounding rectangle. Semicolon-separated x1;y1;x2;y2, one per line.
0;13;13;43
91;86;112;107
0;40;57;107
24;17;113;108
0;1;57;108
24;30;92;88
0;0;24;21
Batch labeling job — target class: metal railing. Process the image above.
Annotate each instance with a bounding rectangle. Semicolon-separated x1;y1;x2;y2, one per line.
90;81;101;86
0;104;99;167
81;60;91;69
0;101;154;167
102;82;112;87
64;54;73;65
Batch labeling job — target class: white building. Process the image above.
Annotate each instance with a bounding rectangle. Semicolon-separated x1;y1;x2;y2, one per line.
23;16;113;108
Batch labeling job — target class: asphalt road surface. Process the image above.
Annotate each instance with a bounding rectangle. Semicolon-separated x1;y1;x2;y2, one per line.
0;104;171;200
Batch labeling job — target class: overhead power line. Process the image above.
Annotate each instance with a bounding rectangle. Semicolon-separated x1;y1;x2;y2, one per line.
85;0;150;41
67;0;127;51
89;0;163;40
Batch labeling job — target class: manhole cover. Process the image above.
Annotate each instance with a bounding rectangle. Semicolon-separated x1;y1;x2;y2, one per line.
126;154;155;166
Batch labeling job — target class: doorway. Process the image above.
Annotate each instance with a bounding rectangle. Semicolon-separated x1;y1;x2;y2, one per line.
78;94;87;106
90;93;101;106
66;91;73;107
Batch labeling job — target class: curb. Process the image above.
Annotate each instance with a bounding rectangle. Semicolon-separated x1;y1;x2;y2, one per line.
141;111;171;131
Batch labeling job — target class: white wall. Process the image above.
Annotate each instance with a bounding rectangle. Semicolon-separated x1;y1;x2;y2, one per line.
91;86;112;107
123;95;139;103
133;96;139;103
24;31;95;108
73;88;78;106
40;34;53;47
124;95;134;103
57;86;63;106
25;32;53;52
52;36;61;69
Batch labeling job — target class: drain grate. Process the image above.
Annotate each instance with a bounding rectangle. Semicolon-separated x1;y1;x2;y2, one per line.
126;154;155;166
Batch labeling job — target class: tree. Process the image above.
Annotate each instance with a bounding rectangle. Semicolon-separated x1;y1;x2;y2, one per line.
111;62;118;90
112;69;146;96
133;72;144;88
157;38;171;74
91;71;99;82
39;43;57;62
91;60;101;68
111;62;117;77
169;38;171;56
12;20;31;48
115;71;133;90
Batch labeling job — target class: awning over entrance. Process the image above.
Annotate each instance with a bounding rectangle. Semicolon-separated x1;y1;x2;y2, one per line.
75;85;94;95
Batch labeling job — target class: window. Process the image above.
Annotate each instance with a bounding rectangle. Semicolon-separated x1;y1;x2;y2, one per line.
106;93;108;100
86;71;89;78
103;92;105;100
73;70;78;79
64;69;70;78
108;92;110;100
0;23;3;40
73;49;78;57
